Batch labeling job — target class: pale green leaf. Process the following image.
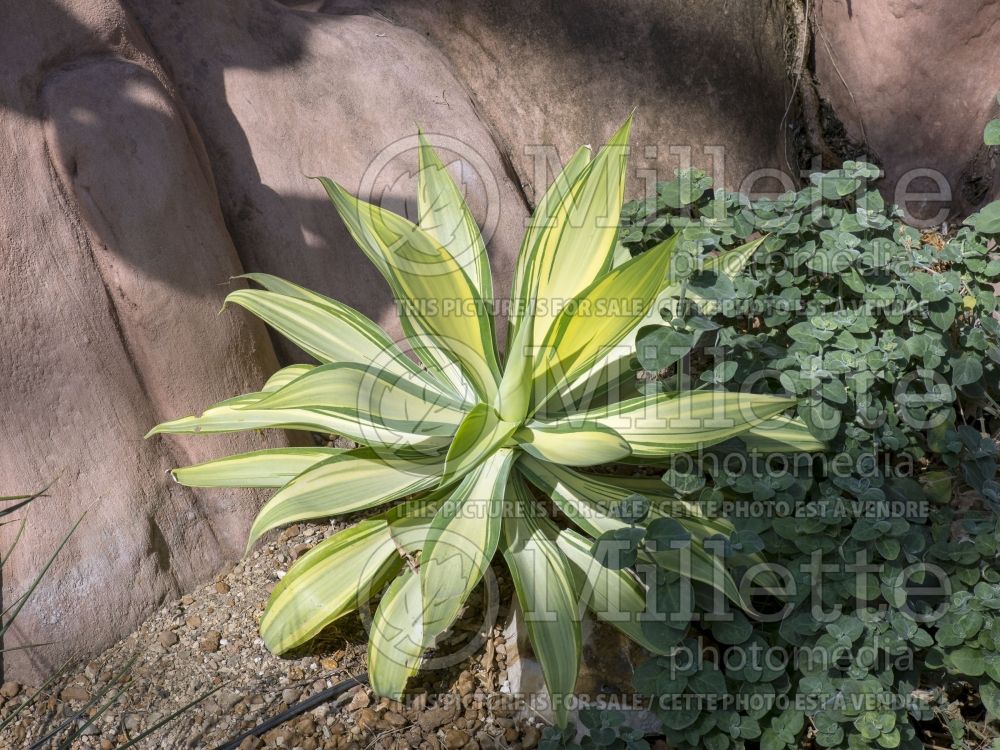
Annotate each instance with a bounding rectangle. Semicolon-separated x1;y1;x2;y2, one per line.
368;569;426;700
420;449;515;642
260;518;400;654
510;117;633;355
579;390;797;457
440;403;518;486
503;478;581;726
525;239;672;412
556;528;671;655
741;415;826;453
227;285;448;396
514;421;630;466
248;449;443;548
319;178;500;403
507;145;592;351
172;447;342;488
417;133;494;307
247;362;467;446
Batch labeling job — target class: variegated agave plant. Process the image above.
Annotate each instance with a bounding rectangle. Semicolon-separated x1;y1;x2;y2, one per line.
149;117;818;724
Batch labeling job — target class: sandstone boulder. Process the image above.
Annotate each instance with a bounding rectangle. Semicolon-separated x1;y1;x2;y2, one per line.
815;0;1000;221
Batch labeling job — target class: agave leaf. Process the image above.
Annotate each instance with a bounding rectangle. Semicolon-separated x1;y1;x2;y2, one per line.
500;119;634;418
420;449;514;642
517;458;744;607
263;364;316;391
148;392;344;437
556;528;672;655
368;568;425;700
148;364;313;436
506;144;592;352
513;421;630;466
541;234;749;413
741;415;826;452
440;403;518;487
172;447;343;488
502;478;581;726
517;458;733;541
227;286;448;395
416;133;494;310
319;178;501;403
247;449;443;548
579;390;797;457
260;518;401;654
525;239;673;412
247;362;468;442
515;117;633;349
149;391;450;453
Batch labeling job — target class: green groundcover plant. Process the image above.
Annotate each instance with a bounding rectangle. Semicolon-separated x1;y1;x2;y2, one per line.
614;143;1000;749
148;117;820;724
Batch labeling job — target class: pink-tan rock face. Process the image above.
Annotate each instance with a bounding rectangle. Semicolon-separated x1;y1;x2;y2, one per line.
310;0;794;199
815;0;1000;222
0;0;288;680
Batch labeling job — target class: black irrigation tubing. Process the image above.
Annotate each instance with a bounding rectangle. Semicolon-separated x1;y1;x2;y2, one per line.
212;672;369;750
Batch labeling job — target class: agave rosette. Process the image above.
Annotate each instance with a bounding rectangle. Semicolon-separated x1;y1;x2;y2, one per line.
150;116;819;723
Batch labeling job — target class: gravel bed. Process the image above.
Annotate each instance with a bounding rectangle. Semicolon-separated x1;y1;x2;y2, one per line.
1;522;538;750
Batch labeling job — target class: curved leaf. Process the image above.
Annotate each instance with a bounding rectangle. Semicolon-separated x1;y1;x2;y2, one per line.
556;528;671;655
416;133;494;308
260;518;400;654
420;449;514;642
320;178;500;403
502;478;581;726
172;447;342;488
507;145;592;351
514;421;630;466
441;403;518;486
248;362;467;446
580;390;797;457
227;285;447;395
368;569;425;700
526;239;672;413
248;449;443;548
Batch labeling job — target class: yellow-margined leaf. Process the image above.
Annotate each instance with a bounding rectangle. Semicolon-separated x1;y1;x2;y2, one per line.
515;117;633;348
440;403;517;487
420;449;514;642
227;285;450;397
416;133;494;310
517;457;744;606
506;145;591;352
544;236;755;414
248;449;443;548
150;390;450;454
246;362;468;446
320;178;500;403
518;458;734;541
741;415;826;453
579;390;797;457
500;119;633;417
260;518;400;654
502;478;580;726
556;528;671;655
513;421;630;466
172;447;342;488
525;239;673;412
368;568;425;700
263;364;315;391
148;392;354;437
